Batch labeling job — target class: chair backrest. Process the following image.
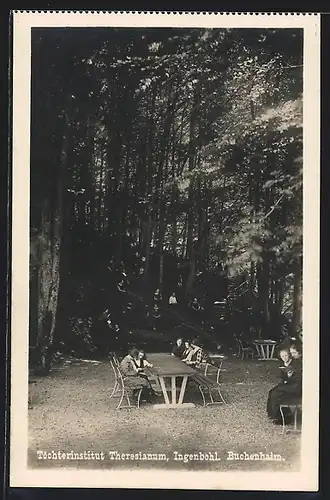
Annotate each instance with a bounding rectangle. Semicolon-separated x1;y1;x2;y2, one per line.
110;351;121;367
110;357;125;388
109;358;119;381
234;337;242;355
237;338;243;349
204;360;223;384
215;361;223;384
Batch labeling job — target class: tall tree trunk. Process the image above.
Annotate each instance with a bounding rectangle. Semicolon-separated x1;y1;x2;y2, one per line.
36;115;68;374
185;87;200;294
35;131;66;374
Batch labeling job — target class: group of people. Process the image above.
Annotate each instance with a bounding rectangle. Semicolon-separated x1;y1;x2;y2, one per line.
171;337;205;367
266;340;302;425
118;337;206;403
117;334;303;420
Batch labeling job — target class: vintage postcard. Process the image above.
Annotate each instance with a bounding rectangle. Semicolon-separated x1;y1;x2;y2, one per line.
10;11;320;490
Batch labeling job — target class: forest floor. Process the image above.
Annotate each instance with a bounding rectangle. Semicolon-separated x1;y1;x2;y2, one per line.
28;356;301;472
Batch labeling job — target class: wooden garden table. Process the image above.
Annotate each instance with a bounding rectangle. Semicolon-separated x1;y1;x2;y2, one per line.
146;353;197;409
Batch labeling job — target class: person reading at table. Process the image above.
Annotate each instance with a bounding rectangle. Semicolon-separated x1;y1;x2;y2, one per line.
288;341;302;392
266;346;302;424
171;338;185;358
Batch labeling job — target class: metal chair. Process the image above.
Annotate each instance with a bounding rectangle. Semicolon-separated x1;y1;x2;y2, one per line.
109;358;121;399
203;360;224;382
236;337;255;360
109;351;121;367
279;402;302;434
110;360;144;410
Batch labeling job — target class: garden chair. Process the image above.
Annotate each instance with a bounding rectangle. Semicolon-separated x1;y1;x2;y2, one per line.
109;358;121;399
279;400;302;434
110;360;144;410
236;337;255;360
203;359;224;379
109;351;121;367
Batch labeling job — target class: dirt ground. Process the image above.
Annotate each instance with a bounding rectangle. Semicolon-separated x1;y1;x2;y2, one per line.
28;356;301;471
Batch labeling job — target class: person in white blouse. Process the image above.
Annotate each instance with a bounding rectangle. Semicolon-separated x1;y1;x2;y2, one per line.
135;350;154;372
168;292;178;306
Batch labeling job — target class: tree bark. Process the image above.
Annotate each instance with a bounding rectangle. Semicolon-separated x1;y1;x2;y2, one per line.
35;128;67;374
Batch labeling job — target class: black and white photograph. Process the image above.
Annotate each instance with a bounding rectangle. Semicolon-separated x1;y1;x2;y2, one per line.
10;12;320;490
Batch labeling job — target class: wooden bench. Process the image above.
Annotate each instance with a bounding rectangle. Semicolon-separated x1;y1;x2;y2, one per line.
279;400;302;434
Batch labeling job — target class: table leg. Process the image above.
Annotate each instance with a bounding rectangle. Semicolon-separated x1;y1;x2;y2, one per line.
171;376;176;405
158;376;170;404
254;343;258;357
260;344;266;360
270;344;276;359
178;375;188;404
266;344;270;359
153;375;195;409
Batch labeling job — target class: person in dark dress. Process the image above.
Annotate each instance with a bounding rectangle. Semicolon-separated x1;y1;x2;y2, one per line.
171;338;185;357
150;304;161;331
153;288;161;305
267;346;302;424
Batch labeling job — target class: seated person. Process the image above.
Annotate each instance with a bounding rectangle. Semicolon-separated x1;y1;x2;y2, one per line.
171;337;185;357
120;347;154;402
150;304;161;331
135;350;153;371
135;350;162;396
190;297;201;312
169;293;178;306
181;340;193;360
289;341;302;362
154;288;161;304
151;304;161;319
288;340;302;389
182;338;204;368
266;346;302;424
